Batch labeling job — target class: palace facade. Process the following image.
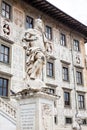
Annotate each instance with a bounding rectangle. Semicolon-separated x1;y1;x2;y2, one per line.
0;0;87;130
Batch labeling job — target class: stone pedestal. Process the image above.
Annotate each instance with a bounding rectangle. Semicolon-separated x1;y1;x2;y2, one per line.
16;92;56;130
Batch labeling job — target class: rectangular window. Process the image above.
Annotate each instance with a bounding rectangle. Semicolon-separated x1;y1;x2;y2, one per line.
65;117;72;124
64;91;70;106
46;25;52;40
0;77;8;97
82;119;87;125
47;62;54;77
2;1;11;19
43;87;55;95
26;16;33;29
78;94;85;109
48;88;55;94
76;71;82;84
73;39;80;51
62;67;69;81
60;33;66;46
0;45;9;63
54;115;58;125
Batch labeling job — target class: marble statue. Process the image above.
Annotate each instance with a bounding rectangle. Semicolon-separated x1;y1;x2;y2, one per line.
22;18;53;80
72;116;82;130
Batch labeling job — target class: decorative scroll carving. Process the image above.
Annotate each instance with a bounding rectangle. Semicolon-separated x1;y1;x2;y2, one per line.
3;23;10;35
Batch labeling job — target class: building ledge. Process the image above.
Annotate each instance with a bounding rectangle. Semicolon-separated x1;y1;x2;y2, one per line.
0;36;14;44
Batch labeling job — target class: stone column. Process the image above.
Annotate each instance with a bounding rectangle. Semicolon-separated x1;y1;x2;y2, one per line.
16;91;56;130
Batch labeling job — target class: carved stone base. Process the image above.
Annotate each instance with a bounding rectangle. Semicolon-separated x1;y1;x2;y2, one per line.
13;79;47;94
26;78;46;91
16;92;56;130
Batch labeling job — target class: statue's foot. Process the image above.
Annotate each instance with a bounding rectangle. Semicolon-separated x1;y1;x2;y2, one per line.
30;77;35;80
30;75;35;80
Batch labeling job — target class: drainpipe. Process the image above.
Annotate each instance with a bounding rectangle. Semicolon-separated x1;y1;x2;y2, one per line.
70;32;78;114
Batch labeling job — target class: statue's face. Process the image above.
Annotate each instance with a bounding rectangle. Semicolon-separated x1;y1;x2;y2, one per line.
35;19;43;29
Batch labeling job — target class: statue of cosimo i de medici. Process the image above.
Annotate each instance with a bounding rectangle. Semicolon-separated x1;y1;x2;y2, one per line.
22;18;53;81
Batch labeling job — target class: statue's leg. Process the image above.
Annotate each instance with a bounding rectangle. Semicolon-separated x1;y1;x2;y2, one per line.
30;51;45;79
36;62;43;79
30;58;43;79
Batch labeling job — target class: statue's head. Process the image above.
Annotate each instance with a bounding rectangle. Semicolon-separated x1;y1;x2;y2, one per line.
35;18;44;30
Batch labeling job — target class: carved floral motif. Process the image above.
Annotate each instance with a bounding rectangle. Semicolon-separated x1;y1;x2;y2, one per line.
0;17;13;41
